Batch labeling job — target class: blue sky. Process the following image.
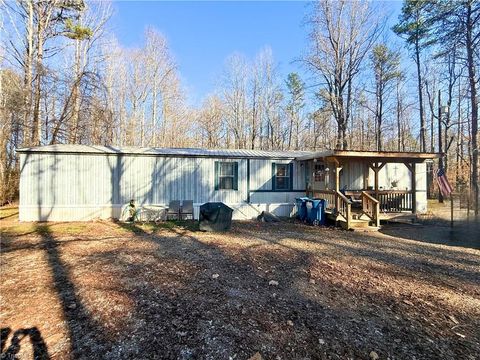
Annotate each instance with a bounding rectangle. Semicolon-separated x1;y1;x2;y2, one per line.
111;1;403;106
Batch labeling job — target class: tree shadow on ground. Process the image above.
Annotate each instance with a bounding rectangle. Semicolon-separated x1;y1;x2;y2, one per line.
5;221;477;359
234;222;480;281
72;221;478;359
379;219;480;250
0;211;18;221
35;224;110;358
117;219;199;235
0;327;49;360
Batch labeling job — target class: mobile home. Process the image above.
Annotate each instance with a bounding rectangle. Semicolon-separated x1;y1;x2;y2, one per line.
17;145;440;228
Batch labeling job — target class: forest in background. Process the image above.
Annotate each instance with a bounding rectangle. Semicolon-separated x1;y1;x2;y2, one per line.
0;0;478;214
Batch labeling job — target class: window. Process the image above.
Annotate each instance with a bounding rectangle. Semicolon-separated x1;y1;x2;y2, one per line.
314;164;325;182
215;161;238;190
272;163;293;191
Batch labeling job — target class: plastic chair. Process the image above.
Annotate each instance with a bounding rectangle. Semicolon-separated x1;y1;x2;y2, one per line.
181;200;194;220
167;200;181;220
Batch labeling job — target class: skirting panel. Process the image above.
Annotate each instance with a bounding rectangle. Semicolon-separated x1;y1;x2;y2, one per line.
19;205;123;222
19;202;297;222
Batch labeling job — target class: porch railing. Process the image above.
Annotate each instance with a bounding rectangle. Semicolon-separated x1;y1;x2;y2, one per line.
370;190;413;212
360;191;380;227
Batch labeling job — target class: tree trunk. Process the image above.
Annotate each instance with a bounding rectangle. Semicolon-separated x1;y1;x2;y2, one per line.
466;2;479;215
295;113;300;150
70;39;81;144
455;79;462;188
396;80;402;152
24;0;34;146
32;32;43;145
377;81;383;152
152;78;158;146
415;40;426;152
438;90;444;203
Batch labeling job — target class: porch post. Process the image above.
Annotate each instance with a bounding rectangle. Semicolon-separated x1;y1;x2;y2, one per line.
369;162;385;198
333;157;342;212
363;161;369;191
404;162;417;214
335;166;341;192
411;163;417;214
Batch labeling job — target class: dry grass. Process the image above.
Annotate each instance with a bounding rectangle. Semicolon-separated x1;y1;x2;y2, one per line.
1;208;479;359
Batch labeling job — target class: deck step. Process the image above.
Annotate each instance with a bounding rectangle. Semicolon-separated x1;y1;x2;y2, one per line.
339;219;371;230
350;225;381;232
325;210;379;231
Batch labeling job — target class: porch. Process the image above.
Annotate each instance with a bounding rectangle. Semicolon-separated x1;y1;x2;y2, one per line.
298;150;441;230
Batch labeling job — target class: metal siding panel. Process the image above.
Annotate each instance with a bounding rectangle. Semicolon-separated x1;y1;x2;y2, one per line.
160;157;165;203
378;163;411;190
20;152;301;221
415;163;427;191
342;161;363;190
166;157;173;202
200;158;210;203
293;161;304;189
249;192;305;204
249;159;299;191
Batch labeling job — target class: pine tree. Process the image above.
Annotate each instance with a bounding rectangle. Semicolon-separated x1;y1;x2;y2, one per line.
285;73;305;150
393;0;435;152
370;44;401;151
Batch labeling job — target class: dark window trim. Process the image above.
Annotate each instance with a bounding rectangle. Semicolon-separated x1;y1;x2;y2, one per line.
247;159;250;202
272;162;294;191
250;189;305;193
215;161;238;191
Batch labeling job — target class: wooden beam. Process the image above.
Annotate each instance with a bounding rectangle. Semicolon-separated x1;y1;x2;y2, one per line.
330;150;441;159
363;162;369;190
403;162;417;214
330;157;341;191
297;149;442;162
333;158;343;213
369;162;386;172
335;168;341;192
403;162;413;173
368;162;384;199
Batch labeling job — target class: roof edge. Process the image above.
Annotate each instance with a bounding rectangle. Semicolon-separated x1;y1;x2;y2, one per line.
296;149;443;161
16;145;312;160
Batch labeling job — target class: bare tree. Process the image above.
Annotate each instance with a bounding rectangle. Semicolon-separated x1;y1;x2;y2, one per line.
370;44;401;151
221;53;248;148
306;0;383;149
196;95;225;148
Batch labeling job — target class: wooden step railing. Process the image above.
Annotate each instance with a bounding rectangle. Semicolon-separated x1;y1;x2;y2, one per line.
307;189;336;210
335;191;352;229
360;191;380;227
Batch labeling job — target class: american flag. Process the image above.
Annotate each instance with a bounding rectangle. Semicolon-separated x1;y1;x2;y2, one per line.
436;167;453;197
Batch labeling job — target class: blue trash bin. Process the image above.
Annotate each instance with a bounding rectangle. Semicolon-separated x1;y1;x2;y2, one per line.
295;197;309;221
306;199;326;225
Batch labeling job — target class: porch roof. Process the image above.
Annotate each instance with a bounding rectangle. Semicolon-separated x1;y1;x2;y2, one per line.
296;149;442;163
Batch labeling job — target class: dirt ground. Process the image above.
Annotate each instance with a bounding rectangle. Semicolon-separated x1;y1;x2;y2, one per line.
1;206;479;360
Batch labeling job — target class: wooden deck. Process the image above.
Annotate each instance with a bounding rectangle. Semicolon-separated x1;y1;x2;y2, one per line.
378;212;416;222
309;189;416;230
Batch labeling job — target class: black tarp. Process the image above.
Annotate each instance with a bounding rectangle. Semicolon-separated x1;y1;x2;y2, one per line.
199;202;233;232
